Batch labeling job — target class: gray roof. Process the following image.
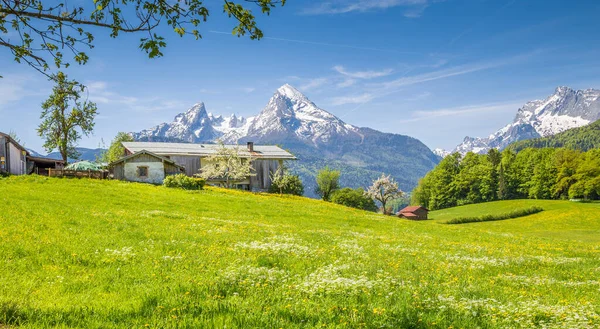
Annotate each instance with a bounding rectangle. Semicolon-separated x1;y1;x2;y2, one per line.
122;142;297;160
110;149;185;168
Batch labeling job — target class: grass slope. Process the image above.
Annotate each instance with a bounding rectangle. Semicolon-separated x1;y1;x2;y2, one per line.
1;176;600;328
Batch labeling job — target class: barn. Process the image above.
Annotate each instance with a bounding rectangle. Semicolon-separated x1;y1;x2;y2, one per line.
120;141;296;191
0;132;27;175
110;150;184;184
397;206;429;220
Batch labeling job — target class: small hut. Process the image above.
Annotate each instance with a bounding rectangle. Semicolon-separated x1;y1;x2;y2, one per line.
397;206;429;220
110;150;184;184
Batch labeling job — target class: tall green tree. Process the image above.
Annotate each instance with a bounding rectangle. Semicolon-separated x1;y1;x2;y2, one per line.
0;0;287;76
429;153;460;209
101;132;134;164
37;72;97;163
528;148;557;199
315;166;340;201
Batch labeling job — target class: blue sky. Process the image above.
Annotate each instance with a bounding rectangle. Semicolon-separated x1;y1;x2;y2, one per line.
1;0;600;153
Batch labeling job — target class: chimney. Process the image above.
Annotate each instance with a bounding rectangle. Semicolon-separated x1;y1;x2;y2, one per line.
247;142;254;152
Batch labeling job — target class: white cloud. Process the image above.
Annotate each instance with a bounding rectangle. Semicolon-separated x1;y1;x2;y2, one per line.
299;78;329;91
333;65;393;79
303;0;439;17
374;50;543;91
330;93;374;106
85;80;138;105
337;79;357;88
240;87;256;93
398;101;525;123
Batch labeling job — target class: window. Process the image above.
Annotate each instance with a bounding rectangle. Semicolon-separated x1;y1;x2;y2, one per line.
137;166;149;177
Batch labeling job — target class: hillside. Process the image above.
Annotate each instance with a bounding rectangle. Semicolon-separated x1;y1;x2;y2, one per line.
1;176;599;328
507;119;600;152
132;84;440;196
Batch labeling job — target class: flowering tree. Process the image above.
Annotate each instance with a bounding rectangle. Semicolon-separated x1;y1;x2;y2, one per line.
366;174;403;215
199;142;255;188
269;165;304;196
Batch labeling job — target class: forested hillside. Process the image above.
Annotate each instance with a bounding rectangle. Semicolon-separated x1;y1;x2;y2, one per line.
507;119;600;152
412;148;600;210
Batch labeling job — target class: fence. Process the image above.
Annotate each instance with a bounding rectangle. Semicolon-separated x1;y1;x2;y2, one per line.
48;169;108;179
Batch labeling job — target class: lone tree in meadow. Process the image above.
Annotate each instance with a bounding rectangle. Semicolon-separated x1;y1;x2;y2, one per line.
315;166;340;201
366;174;404;215
38;72;97;163
199;142;255;188
0;0;287;77
101;132;134;164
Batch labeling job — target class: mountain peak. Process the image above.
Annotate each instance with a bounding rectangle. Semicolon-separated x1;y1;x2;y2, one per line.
452;86;600;155
554;86;573;95
276;83;306;100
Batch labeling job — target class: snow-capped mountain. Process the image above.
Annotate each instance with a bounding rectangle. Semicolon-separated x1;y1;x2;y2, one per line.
453;86;600;154
133;84;362;146
432;148;450;158
133;84;440;196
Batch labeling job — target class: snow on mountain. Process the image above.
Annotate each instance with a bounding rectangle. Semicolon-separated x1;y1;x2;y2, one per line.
133;83;362;146
432;148;450;158
244;84;361;145
453;86;600;154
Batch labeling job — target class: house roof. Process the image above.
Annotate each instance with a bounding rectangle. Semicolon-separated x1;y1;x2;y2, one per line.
27;156;65;164
110;150;184;169
121;142;297;160
0;132;29;155
400;212;418;217
399;206;429;213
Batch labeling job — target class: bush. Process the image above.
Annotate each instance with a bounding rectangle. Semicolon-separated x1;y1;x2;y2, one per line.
331;188;378;212
445;206;543;224
163;174;205;190
269;174;304;196
0;171;10;178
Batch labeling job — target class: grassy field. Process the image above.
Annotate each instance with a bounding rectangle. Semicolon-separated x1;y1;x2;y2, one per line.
1;176;599;328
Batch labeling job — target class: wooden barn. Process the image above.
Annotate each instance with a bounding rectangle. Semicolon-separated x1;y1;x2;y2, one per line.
110;150;184;184
397;206;429;220
0;132;28;175
120;141;296;191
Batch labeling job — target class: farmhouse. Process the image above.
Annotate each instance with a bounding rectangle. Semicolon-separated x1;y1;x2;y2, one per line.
397;206;429;220
0;132;27;175
110;150;184;184
119;142;296;190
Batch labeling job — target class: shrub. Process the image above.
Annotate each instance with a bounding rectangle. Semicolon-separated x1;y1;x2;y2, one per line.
163;174;205;190
331;188;378;212
0;171;10;178
315;166;340;201
445;206;543;224
269;174;304;196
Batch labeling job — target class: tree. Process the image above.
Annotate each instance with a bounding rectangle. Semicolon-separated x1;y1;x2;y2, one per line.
269;166;304;196
37;72;97;163
101;132;134;164
331;188;377;212
8;130;22;145
315;166;340;201
366;174;403;215
199;142;255;188
0;0;287;76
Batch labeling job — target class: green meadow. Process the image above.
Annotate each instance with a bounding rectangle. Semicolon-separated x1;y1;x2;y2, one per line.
1;176;599;328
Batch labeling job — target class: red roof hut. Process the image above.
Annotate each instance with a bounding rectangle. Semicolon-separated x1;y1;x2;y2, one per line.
397;206;429;220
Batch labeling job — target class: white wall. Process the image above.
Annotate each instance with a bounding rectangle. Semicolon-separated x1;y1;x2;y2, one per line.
8;142;25;175
124;162;165;184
